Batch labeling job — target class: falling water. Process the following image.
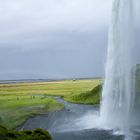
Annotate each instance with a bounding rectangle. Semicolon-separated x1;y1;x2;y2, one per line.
100;0;135;135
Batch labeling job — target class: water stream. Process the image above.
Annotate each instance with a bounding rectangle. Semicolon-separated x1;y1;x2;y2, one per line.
19;98;124;140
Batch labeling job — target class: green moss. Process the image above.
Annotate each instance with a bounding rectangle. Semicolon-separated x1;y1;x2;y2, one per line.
0;125;7;134
32;128;52;139
64;84;102;105
0;116;3;123
0;125;52;140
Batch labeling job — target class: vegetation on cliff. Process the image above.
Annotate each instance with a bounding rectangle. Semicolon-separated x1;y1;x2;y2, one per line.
64;84;102;105
0;125;52;140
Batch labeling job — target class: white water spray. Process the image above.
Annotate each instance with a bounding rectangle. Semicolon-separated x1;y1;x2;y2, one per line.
100;0;135;135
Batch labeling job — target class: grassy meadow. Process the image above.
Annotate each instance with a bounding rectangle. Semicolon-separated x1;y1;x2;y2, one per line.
0;79;102;129
0;79;101;96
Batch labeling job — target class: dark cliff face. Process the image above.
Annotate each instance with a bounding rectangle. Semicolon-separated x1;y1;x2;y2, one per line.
134;64;140;107
0;125;52;140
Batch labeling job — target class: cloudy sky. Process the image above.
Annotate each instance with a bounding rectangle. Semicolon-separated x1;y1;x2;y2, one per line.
0;0;138;80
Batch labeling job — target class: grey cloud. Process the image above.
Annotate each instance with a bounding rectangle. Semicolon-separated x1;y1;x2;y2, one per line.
1;0;139;80
0;30;108;80
0;0;112;47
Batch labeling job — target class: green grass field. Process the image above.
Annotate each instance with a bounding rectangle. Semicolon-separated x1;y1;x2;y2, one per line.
0;96;64;129
0;79;102;129
0;79;101;96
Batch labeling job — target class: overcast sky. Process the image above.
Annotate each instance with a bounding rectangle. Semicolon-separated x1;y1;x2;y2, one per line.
0;0;138;80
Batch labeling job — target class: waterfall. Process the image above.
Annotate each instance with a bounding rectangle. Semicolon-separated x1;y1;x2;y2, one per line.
100;0;135;135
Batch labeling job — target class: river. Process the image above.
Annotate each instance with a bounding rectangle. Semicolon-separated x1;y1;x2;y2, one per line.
18;97;126;140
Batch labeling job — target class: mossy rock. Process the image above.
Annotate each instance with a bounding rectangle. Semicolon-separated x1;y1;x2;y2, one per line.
31;128;52;140
0;125;8;134
0;125;52;140
21;130;33;135
0;116;3;123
